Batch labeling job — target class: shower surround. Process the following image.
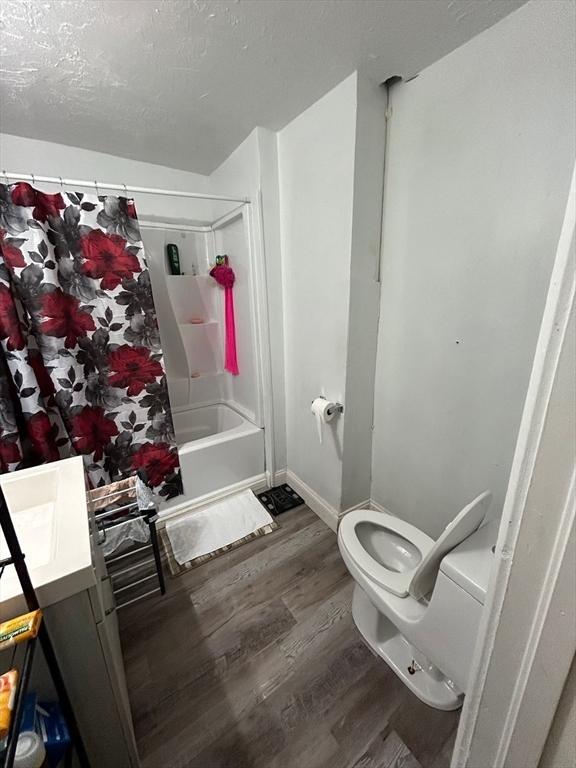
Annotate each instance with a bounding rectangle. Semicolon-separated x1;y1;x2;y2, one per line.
141;203;265;514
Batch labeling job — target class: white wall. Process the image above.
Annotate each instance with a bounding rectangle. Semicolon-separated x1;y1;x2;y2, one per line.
0;133;212;222
279;74;357;510
371;0;576;537
341;76;387;510
257;128;287;472
278;73;386;513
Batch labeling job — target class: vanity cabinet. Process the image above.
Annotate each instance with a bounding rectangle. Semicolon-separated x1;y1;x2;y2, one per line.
44;584;139;767
0;583;139;767
0;458;140;767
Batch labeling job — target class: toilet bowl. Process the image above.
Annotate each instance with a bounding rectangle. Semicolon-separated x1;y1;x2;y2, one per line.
338;491;495;710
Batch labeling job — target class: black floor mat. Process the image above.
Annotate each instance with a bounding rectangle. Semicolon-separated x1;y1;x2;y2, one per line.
256;484;305;516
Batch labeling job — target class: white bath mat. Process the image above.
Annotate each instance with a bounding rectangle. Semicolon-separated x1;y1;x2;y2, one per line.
163;489;278;573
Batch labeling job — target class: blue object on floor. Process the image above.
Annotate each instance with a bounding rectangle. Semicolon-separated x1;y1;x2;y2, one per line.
36;702;70;768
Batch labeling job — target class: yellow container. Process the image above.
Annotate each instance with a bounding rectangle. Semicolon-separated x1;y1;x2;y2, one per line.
0;668;18;742
0;610;42;651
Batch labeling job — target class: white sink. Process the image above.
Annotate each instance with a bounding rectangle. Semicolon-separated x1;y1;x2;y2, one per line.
0;456;95;619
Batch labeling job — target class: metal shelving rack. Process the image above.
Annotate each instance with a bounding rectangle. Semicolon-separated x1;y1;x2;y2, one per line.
0;488;90;768
88;476;166;609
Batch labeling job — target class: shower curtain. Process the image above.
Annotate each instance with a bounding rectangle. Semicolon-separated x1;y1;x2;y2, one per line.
0;182;182;499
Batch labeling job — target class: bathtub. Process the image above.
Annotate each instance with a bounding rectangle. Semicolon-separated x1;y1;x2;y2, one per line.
174;403;247;444
164;403;264;510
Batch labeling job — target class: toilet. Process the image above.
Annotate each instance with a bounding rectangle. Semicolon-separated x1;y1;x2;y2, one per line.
338;491;496;710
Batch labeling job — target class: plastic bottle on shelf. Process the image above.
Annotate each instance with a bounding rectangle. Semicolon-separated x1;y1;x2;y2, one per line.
14;731;47;767
166;243;181;275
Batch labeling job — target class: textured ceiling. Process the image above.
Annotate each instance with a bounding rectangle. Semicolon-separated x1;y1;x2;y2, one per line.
0;0;525;174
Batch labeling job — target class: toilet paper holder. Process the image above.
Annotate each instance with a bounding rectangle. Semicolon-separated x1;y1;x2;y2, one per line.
311;396;344;416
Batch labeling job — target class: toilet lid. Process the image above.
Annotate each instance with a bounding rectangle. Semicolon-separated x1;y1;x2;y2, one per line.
408;490;492;600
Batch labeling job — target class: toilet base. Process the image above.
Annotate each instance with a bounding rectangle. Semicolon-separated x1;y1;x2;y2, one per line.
351;584;463;711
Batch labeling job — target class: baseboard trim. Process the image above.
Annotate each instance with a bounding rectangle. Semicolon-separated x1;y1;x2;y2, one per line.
344;498;371;516
283;470;372;532
284;470;339;531
158;473;268;524
369;499;394;515
273;468;288;486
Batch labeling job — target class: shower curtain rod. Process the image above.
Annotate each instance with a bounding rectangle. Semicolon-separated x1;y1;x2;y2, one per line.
1;171;250;205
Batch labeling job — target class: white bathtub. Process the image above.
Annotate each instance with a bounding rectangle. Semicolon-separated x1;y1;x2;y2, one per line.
163;403;264;510
174;403;246;444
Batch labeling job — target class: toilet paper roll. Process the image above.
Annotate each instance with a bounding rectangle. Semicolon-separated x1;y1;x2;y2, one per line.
311;397;336;444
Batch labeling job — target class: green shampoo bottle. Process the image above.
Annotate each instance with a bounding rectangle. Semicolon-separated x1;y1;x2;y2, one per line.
166;243;181;275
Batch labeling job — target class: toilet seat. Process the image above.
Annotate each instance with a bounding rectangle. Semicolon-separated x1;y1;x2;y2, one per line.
339;491;493;600
338;509;434;597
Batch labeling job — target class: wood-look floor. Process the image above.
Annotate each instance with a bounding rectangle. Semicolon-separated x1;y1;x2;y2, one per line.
119;506;458;768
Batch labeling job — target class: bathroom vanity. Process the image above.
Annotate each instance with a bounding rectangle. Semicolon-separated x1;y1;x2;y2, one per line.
0;457;139;768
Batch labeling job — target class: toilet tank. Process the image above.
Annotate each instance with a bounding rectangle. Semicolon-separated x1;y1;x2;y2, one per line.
419;521;498;693
439;521;498;605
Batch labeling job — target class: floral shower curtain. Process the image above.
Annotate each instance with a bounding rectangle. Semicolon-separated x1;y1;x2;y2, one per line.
0;182;182;499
